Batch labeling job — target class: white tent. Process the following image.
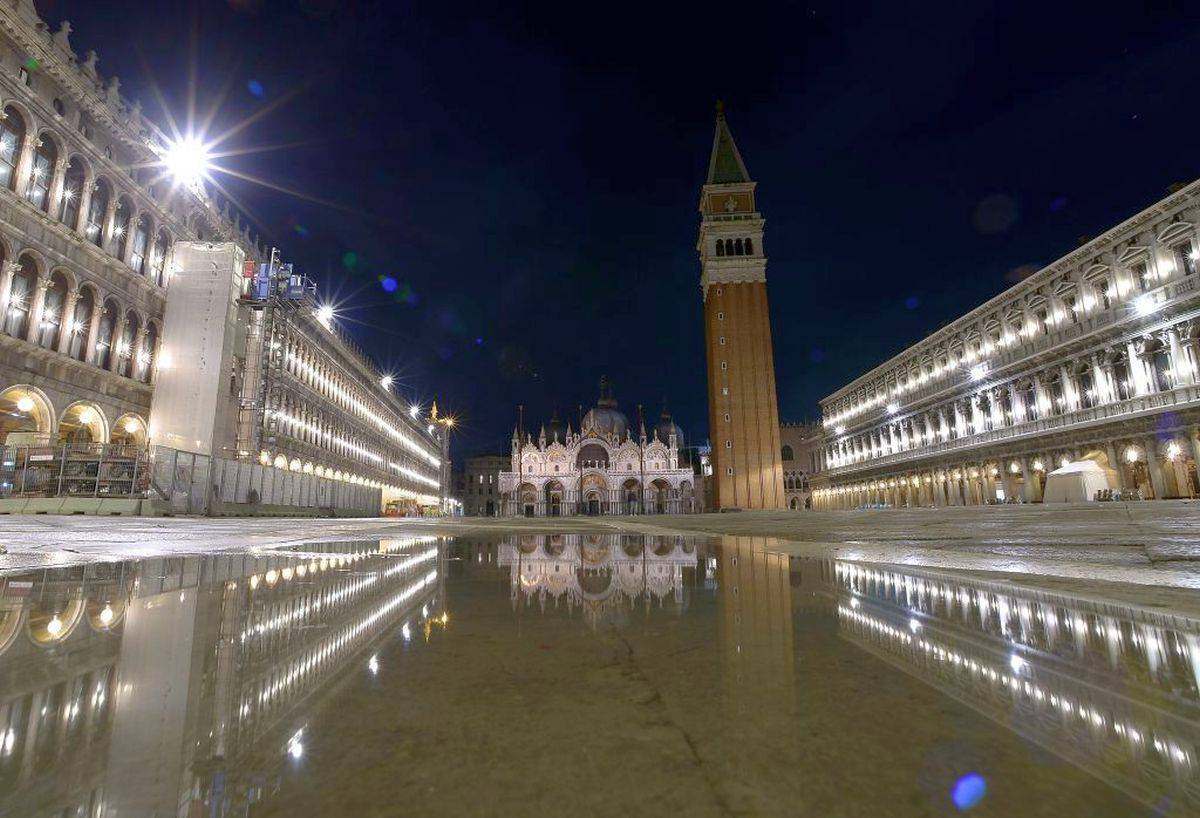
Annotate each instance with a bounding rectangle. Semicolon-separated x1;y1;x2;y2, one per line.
1042;459;1118;503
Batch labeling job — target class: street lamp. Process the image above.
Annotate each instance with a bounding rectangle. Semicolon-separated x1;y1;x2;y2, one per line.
162;136;212;186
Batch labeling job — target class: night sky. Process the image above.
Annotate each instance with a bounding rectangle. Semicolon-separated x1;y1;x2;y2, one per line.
49;0;1200;460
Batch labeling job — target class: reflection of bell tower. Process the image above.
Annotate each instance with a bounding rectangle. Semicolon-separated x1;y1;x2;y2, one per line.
698;103;786;509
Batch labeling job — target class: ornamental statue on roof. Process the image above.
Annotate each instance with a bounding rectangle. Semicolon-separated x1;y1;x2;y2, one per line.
499;377;698;516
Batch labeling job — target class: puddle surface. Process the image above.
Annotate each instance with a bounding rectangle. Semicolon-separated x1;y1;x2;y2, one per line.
0;533;1196;816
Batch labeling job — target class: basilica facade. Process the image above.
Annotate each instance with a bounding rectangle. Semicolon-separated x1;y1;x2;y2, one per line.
498;378;697;515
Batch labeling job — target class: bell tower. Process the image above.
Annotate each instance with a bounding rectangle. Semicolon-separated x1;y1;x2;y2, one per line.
698;103;786;510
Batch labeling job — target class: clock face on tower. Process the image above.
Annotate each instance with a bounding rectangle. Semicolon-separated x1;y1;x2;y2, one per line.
724;196;738;213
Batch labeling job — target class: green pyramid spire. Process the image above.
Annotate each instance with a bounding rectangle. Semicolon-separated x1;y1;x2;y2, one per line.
707;101;751;185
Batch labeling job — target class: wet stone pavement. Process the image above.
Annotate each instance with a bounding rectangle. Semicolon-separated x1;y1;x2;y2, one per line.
0;532;1196;816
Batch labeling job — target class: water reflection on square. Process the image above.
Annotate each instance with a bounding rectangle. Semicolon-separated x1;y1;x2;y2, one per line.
0;534;1196;816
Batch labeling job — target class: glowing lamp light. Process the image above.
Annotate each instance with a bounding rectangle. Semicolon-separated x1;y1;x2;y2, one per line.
409;404;420;418
968;363;987;382
1134;294;1158;317
909;617;921;633
380;375;393;389
46;615;63;636
78;408;95;425
1124;446;1140;464
1166;441;1182;460
1010;654;1026;673
163;136;212;186
834;424;846;435
98;605;114;626
15;395;34;413
1032;459;1044;472
886;401;900;415
368;654;379;675
123;419;140;435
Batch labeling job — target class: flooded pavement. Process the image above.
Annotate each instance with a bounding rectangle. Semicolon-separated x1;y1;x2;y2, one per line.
0;533;1196;816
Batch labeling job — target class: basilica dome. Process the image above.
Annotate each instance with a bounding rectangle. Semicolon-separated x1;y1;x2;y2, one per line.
654;409;684;447
581;376;629;439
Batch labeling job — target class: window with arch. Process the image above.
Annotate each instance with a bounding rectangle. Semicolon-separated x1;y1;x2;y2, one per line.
86;178;110;246
38;272;68;349
112;197;132;260
61;156;85;229
68;286;94;361
103;144;113;161
734;238;744;255
130;216;149;274
1173;240;1197;276
744;237;753;255
781;445;794;461
52;98;65;117
0;107;26;190
152;230;169;286
715;240;725;257
95;298;118;369
117;311;139;377
26;135;56;211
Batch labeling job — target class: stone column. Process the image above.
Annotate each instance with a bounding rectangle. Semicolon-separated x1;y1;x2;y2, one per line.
1126;341;1148;396
1019;459;1037;502
84;300;104;365
100;192;118;255
24;276;48;345
12;133;35;198
55;288;78;354
0;258;17;315
108;312;126;373
1167;328;1192;386
1145;437;1167;499
1091;354;1111;404
1031;373;1049;418
132;325;149;381
46;156;66;219
1059;364;1079;411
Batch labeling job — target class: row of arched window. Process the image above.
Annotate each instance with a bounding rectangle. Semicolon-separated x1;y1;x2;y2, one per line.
1;245;158;383
714;237;754;257
0;104;174;285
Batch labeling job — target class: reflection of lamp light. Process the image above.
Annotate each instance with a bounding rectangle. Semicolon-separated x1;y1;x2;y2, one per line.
46;615;63;636
265;569;278;586
99;604;114;626
1032;459;1044;472
123;418;139;434
15;395;34;413
1125;446;1140;464
78;407;95;425
1166;441;1182;460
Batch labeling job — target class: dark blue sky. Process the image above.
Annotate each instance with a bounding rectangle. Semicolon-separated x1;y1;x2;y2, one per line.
53;0;1200;458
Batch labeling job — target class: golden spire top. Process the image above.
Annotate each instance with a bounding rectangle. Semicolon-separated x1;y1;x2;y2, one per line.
715;99;725;120
430;401;439;421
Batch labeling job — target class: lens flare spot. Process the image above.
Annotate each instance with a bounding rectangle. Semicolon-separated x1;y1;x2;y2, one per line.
904;295;920;310
951;773;987;811
380;276;398;293
247;79;265;98
342;251;358;269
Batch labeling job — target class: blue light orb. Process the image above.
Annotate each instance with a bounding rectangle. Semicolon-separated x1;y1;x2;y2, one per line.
951;773;987;811
904;295;920;310
380;276;398;293
247;79;264;98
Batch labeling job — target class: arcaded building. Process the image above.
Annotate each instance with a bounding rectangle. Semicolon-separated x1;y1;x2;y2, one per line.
0;3;262;453
814;181;1200;508
0;3;447;512
779;420;823;510
499;379;696;516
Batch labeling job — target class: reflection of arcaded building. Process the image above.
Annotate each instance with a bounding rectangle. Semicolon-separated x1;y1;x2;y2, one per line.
0;538;443;816
498;533;698;629
500;379;696;516
817;182;1200;507
836;561;1200;811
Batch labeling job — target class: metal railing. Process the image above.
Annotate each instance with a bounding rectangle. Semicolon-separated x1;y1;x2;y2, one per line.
0;442;150;499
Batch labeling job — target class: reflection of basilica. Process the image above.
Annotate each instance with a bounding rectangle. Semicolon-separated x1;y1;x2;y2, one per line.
499;534;699;628
0;538;444;817
835;561;1200;812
